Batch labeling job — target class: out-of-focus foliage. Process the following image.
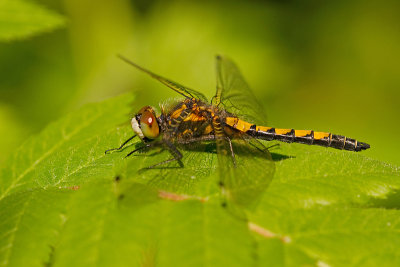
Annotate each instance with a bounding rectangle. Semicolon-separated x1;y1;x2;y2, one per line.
0;0;65;41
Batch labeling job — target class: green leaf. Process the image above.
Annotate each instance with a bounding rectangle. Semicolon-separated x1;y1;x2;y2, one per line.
0;93;134;199
52;181;254;267
0;94;134;266
0;93;399;266
0;188;72;266
0;0;66;41
249;144;400;266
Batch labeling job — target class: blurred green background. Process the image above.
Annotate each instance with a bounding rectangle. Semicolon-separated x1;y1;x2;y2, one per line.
1;0;399;166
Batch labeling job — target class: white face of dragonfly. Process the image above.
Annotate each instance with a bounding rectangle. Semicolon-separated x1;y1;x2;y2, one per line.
131;117;144;139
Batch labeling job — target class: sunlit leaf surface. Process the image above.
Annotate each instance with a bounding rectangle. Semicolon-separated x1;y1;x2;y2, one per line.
0;0;65;41
0;94;399;266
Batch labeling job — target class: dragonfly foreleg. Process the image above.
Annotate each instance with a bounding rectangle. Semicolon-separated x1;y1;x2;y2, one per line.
105;135;136;154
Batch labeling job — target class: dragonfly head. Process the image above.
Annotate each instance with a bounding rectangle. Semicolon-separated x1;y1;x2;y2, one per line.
131;106;160;140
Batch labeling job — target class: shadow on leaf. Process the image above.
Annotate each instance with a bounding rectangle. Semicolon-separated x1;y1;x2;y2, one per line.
270;153;293;162
367;189;400;210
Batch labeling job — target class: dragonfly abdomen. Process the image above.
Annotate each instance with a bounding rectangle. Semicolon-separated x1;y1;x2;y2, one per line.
224;117;370;152
248;126;370;152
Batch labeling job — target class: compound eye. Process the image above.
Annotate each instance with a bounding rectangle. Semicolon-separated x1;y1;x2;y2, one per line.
140;110;159;139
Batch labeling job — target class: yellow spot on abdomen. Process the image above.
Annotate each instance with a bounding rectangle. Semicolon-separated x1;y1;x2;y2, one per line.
314;131;330;140
225;117;238;127
275;128;292;135
256;126;272;132
295;130;312;137
235;120;253;132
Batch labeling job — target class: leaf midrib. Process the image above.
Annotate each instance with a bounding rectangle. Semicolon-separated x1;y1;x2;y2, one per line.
1;192;33;266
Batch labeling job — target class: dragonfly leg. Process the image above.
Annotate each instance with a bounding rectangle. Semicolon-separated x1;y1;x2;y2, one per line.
125;143;153;158
145;156;182;169
226;137;236;167
145;139;183;169
105;135;136;154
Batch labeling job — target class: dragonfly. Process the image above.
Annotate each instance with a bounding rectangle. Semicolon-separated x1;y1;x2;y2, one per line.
106;55;370;209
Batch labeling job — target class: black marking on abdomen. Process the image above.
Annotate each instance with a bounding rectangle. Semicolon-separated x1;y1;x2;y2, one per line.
344;137;357;150
274;129;295;143
246;126;370;152
294;130;314;145
329;134;345;150
313;134;331;147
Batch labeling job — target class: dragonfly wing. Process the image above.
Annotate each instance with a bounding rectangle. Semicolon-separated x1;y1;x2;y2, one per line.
216;136;275;214
213;55;275;213
119;55;208;102
213;55;267;125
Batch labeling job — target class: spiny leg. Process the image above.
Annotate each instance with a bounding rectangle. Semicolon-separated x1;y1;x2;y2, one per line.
125;143;154;158
226;137;236;167
145;156;182;169
105;135;136;154
144;139;183;169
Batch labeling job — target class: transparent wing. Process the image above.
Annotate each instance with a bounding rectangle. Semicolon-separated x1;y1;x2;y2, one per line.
213;55;274;215
119;55;208;102
214;139;274;217
213;55;267;125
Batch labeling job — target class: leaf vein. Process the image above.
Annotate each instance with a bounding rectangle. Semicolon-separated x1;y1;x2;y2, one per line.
0;112;103;200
